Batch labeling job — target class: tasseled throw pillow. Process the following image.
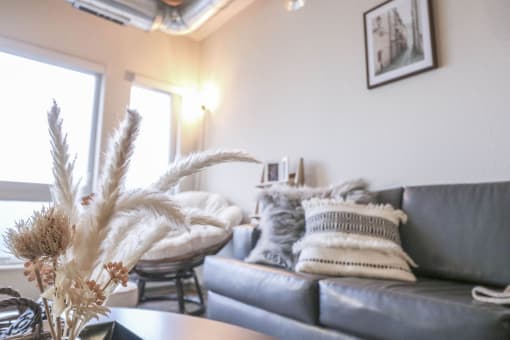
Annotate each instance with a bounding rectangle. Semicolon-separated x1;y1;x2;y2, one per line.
245;179;375;269
293;198;417;282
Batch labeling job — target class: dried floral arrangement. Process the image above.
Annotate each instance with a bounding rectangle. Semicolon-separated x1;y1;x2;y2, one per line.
3;102;258;339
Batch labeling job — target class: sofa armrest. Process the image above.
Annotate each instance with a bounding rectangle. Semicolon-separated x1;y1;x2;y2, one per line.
232;224;260;260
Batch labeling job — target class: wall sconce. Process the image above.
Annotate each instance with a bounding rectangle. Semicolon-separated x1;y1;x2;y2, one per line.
182;82;220;125
199;82;220;114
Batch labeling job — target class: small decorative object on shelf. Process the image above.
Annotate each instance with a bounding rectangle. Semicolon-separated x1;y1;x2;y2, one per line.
251;157;305;221
262;156;289;184
2;101;258;340
259;157;304;188
294;157;305;187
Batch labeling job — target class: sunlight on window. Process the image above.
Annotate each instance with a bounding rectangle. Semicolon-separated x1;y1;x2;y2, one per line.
0;51;97;185
127;85;172;188
0;50;100;263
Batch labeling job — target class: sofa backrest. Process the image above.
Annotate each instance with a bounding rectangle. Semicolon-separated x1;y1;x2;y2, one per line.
375;188;403;209
400;181;510;287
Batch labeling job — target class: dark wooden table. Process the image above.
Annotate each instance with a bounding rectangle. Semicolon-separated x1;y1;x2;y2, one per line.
97;308;276;340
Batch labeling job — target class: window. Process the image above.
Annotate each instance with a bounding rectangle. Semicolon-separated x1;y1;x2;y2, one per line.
0;47;101;263
127;85;172;188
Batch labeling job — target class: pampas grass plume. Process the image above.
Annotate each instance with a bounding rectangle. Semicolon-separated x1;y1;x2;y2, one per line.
3;100;259;340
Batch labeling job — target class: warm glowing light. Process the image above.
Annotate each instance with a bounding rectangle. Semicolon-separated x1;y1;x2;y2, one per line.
180;82;220;125
182;89;204;125
200;82;220;113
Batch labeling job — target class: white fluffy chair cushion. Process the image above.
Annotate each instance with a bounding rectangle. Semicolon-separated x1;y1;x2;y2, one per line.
141;225;231;261
140;191;242;261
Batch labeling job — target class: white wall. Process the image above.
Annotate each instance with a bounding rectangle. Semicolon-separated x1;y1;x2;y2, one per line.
0;0;200;294
199;0;510;213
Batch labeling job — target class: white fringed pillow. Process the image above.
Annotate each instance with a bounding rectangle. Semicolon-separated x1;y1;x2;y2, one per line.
293;198;417;282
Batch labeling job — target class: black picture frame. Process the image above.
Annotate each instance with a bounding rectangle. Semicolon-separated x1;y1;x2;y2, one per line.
363;0;438;89
266;163;279;182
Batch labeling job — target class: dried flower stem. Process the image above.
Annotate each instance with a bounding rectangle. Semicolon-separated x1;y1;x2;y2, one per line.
57;317;63;339
70;318;82;340
101;278;113;292
54;259;63;340
68;317;78;340
34;263;59;340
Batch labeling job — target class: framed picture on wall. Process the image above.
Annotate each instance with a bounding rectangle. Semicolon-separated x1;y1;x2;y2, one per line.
364;0;437;89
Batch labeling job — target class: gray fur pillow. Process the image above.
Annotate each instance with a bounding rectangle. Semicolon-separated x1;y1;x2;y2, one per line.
245;179;374;269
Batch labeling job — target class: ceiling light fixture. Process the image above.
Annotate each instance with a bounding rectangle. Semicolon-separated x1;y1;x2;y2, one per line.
286;0;305;11
161;0;184;6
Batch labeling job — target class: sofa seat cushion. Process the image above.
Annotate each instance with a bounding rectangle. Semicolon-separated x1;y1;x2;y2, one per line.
204;256;322;324
319;277;510;340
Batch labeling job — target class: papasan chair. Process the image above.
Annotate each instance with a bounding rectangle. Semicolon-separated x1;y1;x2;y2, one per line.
134;191;243;315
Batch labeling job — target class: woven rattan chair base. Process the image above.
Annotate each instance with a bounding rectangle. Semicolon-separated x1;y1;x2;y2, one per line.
133;234;232;315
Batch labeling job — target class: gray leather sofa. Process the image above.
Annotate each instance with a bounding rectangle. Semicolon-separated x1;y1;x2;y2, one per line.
203;181;510;340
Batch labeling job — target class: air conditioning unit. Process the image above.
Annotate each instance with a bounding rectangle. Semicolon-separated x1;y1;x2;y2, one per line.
66;0;231;35
67;0;160;31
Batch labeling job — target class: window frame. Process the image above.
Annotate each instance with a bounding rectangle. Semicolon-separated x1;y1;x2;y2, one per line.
0;36;104;206
126;72;179;169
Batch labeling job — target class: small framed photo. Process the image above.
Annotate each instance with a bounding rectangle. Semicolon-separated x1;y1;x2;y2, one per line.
264;157;289;183
266;162;279;182
364;0;437;89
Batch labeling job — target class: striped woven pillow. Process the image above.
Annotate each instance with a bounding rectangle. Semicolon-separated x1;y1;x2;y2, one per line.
293;198;417;282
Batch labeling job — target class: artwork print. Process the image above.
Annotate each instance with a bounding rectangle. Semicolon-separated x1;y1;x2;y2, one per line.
364;0;437;88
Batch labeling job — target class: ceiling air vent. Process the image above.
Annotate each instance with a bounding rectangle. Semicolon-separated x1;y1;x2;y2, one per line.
67;0;157;31
67;0;232;35
74;3;128;25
